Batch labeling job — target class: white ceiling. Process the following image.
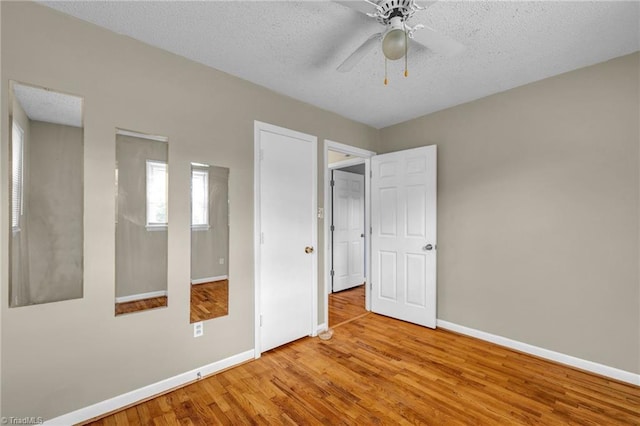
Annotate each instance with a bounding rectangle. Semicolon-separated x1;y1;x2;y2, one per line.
40;1;639;129
13;83;83;128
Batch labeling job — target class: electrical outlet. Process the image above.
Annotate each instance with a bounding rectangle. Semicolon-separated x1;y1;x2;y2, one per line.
219;258;225;265
193;321;204;337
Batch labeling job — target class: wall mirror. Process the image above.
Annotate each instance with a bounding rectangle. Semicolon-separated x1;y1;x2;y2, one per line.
190;163;229;323
9;81;84;307
115;129;168;315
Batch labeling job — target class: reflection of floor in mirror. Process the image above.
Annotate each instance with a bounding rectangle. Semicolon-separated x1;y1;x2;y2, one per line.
191;279;229;323
329;284;367;328
115;296;168;316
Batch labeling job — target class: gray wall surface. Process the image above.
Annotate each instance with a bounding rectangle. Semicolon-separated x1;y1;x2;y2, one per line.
26;120;83;305
116;134;168;298
336;163;365;175
191;165;229;281
0;2;378;419
380;53;640;374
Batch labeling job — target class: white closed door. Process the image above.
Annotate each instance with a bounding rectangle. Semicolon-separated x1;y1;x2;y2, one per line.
371;145;437;328
256;122;316;353
332;170;365;292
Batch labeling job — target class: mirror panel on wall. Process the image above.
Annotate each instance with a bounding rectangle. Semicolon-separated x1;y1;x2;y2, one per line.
115;129;169;315
9;81;84;307
190;163;229;323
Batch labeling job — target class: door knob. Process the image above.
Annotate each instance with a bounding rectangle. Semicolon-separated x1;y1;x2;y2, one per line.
305;246;314;254
423;244;434;251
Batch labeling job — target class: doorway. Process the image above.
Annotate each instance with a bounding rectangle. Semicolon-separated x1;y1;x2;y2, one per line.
324;141;438;330
324;141;375;328
254;133;437;354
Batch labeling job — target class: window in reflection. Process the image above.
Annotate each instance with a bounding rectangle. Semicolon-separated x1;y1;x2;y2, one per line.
191;168;209;229
11;122;24;231
146;160;168;228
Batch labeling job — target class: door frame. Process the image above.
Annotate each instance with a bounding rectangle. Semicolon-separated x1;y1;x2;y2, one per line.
323;140;376;328
254;121;318;358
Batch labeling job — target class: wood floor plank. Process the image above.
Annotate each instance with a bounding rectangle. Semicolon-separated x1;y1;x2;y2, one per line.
87;290;640;426
190;280;229;323
115;297;168;316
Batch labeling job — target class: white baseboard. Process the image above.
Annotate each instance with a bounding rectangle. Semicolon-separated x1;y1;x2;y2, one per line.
115;290;167;304
191;275;228;285
437;319;640;386
43;349;255;425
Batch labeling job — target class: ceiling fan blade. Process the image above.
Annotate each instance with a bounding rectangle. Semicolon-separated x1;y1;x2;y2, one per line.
415;1;439;9
334;0;380;16
410;25;465;57
337;32;382;72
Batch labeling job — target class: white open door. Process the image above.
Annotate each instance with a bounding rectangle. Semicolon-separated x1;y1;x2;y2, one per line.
332;170;365;292
371;145;437;328
255;122;316;353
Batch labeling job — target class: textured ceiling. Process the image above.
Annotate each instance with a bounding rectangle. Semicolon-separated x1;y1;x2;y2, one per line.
13;83;83;128
40;1;639;129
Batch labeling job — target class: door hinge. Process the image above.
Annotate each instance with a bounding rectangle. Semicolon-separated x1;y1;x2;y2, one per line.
330;270;335;277
330;179;335;187
370;226;372;235
330;225;335;232
260;315;263;327
260;232;264;244
370;170;373;178
259;149;264;161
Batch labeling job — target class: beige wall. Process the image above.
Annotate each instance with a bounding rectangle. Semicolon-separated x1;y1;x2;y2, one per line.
0;2;377;419
379;53;640;373
1;1;638;421
1;1;4;416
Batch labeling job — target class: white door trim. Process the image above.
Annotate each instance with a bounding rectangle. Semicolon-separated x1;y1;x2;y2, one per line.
324;140;375;328
254;121;318;358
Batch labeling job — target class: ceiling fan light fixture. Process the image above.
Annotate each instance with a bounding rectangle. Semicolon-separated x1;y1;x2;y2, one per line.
382;28;407;60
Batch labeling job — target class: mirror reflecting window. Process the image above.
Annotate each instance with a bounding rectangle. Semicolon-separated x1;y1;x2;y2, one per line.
115;130;168;315
190;163;229;322
9;81;84;307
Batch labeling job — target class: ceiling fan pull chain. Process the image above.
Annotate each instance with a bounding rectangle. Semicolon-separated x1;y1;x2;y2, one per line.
384;57;388;86
404;30;409;77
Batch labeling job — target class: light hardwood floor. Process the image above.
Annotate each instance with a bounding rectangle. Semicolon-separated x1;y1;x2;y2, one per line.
328;284;366;327
114;280;229;319
115;296;168;316
191;280;229;323
93;291;639;425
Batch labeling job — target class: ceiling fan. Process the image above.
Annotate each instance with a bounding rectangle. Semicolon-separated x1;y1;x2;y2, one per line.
335;0;464;82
